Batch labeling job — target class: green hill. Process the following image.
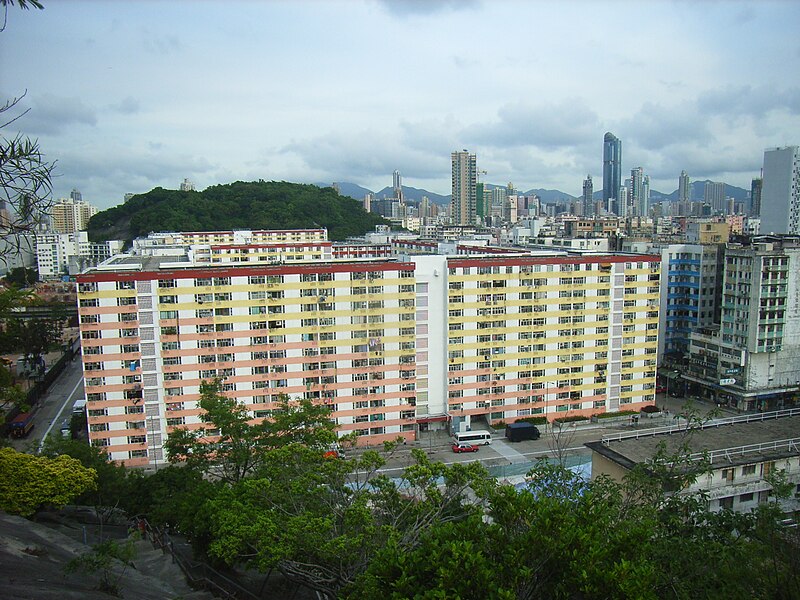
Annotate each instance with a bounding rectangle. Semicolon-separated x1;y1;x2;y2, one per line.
87;181;390;245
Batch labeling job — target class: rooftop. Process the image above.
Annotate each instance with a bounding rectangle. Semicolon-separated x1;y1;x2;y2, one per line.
586;409;800;471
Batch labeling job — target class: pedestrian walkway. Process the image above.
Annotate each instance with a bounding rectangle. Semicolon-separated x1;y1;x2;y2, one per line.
490;438;529;464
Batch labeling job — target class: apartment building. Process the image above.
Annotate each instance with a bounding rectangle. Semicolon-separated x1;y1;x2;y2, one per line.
76;238;660;467
683;236;800;411
49;198;98;234
658;243;724;359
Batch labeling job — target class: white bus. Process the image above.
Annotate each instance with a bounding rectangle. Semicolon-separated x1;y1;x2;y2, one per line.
453;430;492;445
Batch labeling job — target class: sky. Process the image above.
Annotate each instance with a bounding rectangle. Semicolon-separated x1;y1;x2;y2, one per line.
2;0;799;210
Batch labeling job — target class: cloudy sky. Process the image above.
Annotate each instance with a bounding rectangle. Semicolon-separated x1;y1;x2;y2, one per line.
2;0;799;209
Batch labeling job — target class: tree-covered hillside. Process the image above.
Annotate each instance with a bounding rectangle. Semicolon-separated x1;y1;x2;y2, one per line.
87;181;390;244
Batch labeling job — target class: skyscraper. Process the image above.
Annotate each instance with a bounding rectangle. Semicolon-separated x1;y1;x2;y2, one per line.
678;170;691;203
603;133;622;215
393;170;404;201
761;146;800;235
704;181;725;213
750;177;762;217
630;167;647;217
451;150;477;226
582;175;593;217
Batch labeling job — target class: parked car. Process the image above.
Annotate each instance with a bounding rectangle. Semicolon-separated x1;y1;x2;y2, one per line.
656;385;667;394
452;442;479;454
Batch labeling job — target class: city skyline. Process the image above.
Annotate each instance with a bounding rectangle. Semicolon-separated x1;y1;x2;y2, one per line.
2;1;799;208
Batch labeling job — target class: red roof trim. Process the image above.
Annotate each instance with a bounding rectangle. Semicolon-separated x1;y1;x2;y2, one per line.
447;254;661;268
77;260;414;283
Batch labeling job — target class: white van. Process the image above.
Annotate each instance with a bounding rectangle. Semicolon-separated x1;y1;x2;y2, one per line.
72;399;87;416
453;430;492;445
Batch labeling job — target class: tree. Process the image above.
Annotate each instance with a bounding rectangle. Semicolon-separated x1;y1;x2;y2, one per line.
349;458;800;600
203;444;492;599
0;308;65;370
122;465;220;537
0;446;97;516
3;266;37;286
544;419;578;467
0;96;55;267
40;436;130;510
164;378;338;483
2;2;52;267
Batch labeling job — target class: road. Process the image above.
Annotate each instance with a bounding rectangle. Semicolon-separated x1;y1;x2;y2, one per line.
367;393;742;478
9;356;84;453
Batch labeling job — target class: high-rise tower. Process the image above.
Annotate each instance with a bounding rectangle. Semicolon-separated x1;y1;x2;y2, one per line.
704;181;725;213
393;170;404;201
602;133;622;215
451;150;477;226
582;175;593;217
761;146;800;234
630;167;648;217
750;176;762;217
678;170;691;203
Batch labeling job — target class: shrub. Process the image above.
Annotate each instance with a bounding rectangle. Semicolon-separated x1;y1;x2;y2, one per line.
516;416;548;425
596;410;639;419
553;415;589;424
640;405;661;414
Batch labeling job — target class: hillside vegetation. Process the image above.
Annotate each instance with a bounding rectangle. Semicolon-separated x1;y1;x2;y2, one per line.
87;181;389;244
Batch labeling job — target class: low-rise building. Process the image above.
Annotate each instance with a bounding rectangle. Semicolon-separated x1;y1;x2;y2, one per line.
586;410;800;514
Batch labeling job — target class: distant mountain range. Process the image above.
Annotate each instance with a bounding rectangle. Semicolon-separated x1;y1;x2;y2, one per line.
319;179;749;206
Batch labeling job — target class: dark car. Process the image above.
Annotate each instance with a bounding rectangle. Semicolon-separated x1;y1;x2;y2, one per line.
452;442;479;453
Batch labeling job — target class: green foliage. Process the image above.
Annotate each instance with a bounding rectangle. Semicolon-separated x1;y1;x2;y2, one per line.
65;539;137;597
123;465;220;536
87;181;391;244
1;1;45;9
3;267;38;287
552;414;589;423
0;447;97;516
515;416;547;425
350;461;797;600
202;444;492;598
40;436;130;509
165;379;337;483
595;409;639;419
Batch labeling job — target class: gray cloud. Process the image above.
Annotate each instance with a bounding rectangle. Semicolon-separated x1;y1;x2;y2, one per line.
377;0;480;17
53;145;214;203
139;27;181;55
618;100;711;151
464;101;600;150
283;129;448;186
18;94;97;135
697;85;800;120
109;96;141;115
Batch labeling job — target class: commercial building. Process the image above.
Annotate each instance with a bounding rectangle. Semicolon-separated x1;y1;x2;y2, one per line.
603;133;622;215
704;182;726;214
451;150;477;226
76;233;660;467
682;236;800;411
586;410;800;514
678;171;691;203
36;231;123;280
582;175;593;218
658;243;724;360
760;146;800;235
